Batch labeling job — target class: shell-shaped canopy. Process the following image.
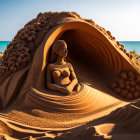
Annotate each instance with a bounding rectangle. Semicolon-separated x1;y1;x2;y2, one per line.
34;17;140;89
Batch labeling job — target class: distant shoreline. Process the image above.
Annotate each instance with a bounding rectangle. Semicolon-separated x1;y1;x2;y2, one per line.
1;40;140;42
0;41;140;54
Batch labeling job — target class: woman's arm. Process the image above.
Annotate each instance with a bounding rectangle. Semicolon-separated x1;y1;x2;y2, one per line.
66;64;78;92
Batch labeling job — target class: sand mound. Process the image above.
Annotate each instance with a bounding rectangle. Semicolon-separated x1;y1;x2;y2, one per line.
0;11;140;139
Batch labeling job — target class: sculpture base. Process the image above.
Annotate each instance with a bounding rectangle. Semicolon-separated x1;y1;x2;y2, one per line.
0;83;127;131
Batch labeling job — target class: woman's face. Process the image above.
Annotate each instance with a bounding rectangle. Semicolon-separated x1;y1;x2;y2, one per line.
57;44;68;58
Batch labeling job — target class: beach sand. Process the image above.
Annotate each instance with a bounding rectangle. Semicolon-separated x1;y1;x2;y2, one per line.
0;12;140;140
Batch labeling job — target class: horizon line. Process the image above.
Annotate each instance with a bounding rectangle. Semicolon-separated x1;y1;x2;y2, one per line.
1;40;140;42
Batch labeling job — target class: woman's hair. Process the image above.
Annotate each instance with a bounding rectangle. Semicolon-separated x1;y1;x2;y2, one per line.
50;40;67;63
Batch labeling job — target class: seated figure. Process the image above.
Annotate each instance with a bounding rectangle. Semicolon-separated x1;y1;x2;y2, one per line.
46;40;81;95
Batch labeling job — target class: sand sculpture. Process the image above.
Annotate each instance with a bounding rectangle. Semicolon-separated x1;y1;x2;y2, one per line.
47;40;81;95
0;12;140;139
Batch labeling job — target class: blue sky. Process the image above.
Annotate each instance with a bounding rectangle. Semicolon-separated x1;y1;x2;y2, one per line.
0;0;140;41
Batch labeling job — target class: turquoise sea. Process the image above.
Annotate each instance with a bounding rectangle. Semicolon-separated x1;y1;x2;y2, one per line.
119;41;140;54
0;41;10;52
0;41;140;54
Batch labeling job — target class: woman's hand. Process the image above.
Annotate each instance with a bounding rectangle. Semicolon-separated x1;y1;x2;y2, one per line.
66;86;72;93
59;87;70;95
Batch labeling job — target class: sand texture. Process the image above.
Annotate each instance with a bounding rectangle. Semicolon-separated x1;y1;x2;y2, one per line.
0;12;140;139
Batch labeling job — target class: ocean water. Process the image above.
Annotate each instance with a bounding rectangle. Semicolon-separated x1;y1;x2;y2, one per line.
119;41;140;54
0;41;10;52
0;41;140;54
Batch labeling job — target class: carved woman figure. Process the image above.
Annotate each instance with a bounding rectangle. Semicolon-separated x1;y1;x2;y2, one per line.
46;40;80;95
